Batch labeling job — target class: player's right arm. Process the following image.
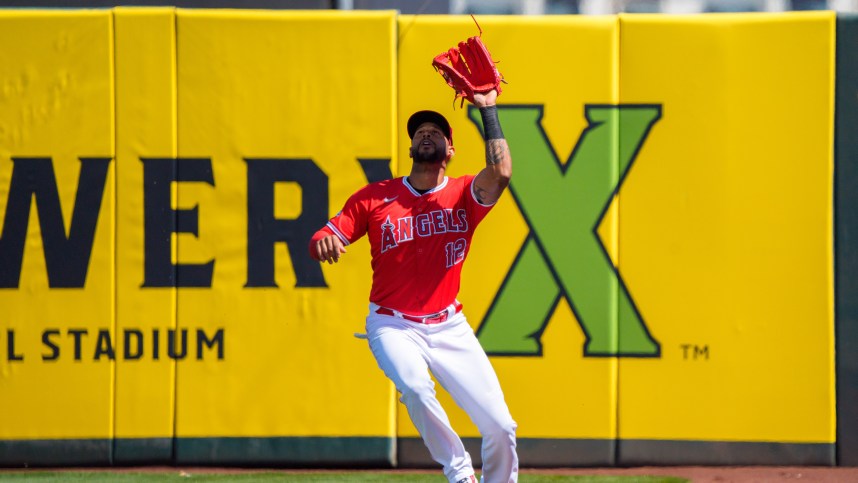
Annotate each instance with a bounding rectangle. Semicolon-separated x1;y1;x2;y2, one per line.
308;186;371;264
310;230;347;264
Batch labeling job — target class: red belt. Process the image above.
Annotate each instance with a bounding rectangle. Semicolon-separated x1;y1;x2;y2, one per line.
375;302;463;325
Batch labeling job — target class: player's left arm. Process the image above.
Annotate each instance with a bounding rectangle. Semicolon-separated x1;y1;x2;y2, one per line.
472;89;511;205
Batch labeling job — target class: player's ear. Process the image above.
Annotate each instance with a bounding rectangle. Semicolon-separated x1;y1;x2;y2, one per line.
409;147;414;158
448;146;455;157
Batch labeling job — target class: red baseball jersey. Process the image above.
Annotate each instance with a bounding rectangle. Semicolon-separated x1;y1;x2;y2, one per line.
319;175;493;315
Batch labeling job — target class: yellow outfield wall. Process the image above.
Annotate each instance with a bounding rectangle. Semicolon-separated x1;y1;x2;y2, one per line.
397;14;623;446
616;12;835;444
0;10;116;442
172;8;397;440
397;11;834;459
0;8;835;466
114;7;177;455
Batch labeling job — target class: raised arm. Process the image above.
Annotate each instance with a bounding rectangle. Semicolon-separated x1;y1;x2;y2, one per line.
472;90;511;205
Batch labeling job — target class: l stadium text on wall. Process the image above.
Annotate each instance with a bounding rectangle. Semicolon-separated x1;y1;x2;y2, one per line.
2;328;225;362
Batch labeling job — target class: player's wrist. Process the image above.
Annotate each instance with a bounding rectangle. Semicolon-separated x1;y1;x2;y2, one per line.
480;105;504;140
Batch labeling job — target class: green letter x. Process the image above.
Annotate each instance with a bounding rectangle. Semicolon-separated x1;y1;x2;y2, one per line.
469;104;661;357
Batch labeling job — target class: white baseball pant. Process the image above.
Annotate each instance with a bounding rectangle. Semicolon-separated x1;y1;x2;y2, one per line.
365;303;519;483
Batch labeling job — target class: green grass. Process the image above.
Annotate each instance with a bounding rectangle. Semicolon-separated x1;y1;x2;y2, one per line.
0;471;688;483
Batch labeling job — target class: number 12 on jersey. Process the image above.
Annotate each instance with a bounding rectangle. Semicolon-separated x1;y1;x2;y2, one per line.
445;238;467;268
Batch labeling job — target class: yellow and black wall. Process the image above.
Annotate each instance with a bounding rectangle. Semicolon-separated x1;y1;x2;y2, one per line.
0;8;853;467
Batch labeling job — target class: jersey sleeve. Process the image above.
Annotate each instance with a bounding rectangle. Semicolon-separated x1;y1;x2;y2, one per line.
464;174;495;227
326;186;371;246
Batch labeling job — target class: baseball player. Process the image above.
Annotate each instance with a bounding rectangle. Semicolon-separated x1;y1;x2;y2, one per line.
309;90;517;483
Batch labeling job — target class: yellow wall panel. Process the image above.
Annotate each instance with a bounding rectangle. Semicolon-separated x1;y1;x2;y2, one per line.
174;9;397;438
398;15;621;441
113;7;178;442
0;11;115;439
617;12;835;442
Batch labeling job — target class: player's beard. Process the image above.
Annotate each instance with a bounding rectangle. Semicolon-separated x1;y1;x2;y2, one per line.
413;144;446;164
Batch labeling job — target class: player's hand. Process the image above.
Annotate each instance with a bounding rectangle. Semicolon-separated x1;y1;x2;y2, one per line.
313;235;347;264
473;89;497;108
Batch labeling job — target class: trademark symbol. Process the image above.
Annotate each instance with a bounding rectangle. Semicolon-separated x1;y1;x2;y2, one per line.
680;344;709;360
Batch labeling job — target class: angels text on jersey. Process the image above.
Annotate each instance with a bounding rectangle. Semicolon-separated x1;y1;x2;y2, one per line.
380;209;469;267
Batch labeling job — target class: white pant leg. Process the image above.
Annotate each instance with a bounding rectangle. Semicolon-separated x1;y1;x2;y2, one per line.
426;313;519;483
365;312;475;483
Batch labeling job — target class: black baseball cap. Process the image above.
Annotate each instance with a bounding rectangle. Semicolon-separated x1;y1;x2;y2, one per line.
407;110;453;146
